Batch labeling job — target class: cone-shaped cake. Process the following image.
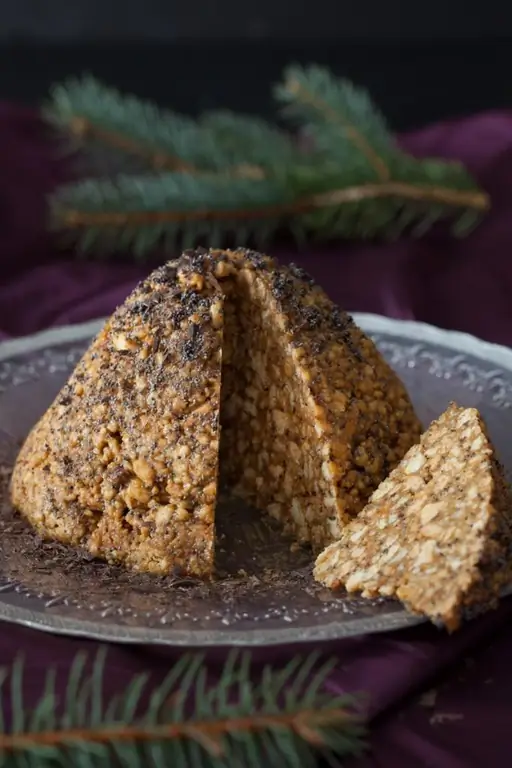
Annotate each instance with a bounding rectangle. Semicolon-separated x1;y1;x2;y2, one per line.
314;403;512;630
11;248;421;577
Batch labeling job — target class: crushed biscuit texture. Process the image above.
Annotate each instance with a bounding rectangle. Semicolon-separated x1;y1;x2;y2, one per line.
10;248;421;577
314;403;512;631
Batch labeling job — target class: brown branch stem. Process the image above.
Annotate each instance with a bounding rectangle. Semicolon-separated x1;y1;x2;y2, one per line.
0;708;360;755
57;180;490;229
284;76;391;182
68;116;195;173
67;116;266;180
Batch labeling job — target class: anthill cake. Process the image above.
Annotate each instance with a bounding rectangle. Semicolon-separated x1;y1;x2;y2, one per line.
314;403;512;631
10;248;421;577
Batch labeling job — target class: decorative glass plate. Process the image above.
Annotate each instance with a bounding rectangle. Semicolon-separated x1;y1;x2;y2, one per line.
0;314;511;647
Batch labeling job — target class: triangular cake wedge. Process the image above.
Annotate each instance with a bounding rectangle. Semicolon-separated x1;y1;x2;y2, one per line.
314;403;512;631
11;248;421;577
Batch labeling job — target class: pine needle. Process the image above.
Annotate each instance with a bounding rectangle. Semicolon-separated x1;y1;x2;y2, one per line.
0;650;366;768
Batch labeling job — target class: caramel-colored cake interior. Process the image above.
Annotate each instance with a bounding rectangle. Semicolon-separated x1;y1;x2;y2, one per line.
218;262;421;550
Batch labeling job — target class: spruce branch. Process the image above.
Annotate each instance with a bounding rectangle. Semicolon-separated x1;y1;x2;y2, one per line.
51;173;296;255
276;64;392;181
0;650;366;767
46;76;299;178
200;110;302;175
46;76;202;172
45;66;490;258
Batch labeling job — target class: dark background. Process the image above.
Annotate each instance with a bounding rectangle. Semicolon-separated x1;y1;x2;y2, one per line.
1;1;510;131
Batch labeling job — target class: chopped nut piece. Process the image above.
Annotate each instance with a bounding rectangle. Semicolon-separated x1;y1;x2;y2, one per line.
314;403;512;632
113;333;137;352
10;248;421;578
132;458;155;486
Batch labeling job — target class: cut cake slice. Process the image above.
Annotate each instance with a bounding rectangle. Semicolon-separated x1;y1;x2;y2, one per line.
11;248;421;577
314;403;512;631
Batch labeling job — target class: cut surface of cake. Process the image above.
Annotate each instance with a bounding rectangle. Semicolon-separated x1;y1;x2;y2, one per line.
11;248;421;577
314;403;512;631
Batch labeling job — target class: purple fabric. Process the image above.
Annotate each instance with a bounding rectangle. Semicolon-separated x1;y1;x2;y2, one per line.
1;102;512;766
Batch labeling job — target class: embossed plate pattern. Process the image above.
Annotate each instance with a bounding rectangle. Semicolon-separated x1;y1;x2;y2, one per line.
0;314;511;646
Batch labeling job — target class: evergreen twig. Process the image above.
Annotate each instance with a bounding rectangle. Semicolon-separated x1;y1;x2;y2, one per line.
276;64;392;180
45;65;490;258
46;77;300;178
0;650;366;767
46;77;205;173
